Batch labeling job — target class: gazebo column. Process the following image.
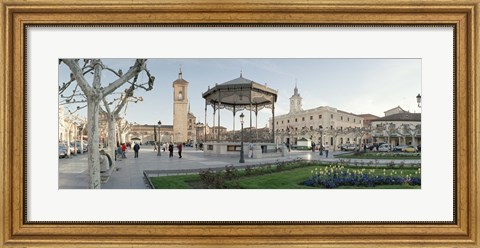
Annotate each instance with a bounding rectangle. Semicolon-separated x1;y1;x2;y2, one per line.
249;103;253;143
255;105;258;142
204;99;207;142
232;107;236;142
212;104;216;142
217;91;221;142
217;106;221;142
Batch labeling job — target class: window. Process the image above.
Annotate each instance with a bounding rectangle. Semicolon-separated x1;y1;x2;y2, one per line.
310;116;313;120
319;115;322;119
288;120;290;123
330;125;333;129
276;121;278;125
340;127;343;131
295;127;298;131
341;116;343;121
282;120;284;124
310;126;313;131
302;117;305;121
354;119;356;123
295;118;298;122
178;90;183;100
331;114;333;118
348;117;350;122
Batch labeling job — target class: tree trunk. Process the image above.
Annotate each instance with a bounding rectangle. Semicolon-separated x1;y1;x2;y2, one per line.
107;114;116;170
87;99;101;189
66;128;71;157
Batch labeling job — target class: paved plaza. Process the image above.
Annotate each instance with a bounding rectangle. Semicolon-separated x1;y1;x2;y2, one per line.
58;146;421;189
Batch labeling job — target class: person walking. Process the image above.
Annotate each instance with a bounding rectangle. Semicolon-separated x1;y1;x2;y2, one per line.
116;145;123;161
311;142;316;152
248;143;254;158
121;143;127;158
324;142;330;158
133;142;140;158
168;143;174;158
177;143;183;159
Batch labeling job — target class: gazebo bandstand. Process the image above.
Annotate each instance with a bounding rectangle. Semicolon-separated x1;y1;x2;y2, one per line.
202;74;281;158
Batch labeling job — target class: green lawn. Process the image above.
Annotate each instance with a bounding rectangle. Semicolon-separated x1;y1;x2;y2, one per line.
150;174;199;189
150;164;420;189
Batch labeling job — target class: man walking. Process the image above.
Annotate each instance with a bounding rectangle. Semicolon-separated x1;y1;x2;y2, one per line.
177;143;183;159
168;143;174;158
133;142;140;158
324;142;330;158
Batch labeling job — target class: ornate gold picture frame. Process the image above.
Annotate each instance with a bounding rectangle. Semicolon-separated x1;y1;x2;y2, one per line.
1;0;478;246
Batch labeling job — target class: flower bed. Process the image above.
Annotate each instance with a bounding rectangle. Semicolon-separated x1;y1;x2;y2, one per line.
304;165;421;189
335;152;420;160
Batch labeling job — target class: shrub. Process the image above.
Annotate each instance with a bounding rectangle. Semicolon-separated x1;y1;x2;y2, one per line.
199;169;225;189
224;165;239;180
245;165;254;176
388;161;396;167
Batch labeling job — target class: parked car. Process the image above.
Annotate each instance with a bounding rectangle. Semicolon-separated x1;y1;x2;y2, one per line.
58;143;68;158
68;143;75;154
341;143;357;151
378;143;391;152
393;145;407;152
402;145;418;153
75;141;88;153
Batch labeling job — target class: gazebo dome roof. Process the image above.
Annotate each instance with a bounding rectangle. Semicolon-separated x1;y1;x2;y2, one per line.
220;75;255;86
202;74;278;113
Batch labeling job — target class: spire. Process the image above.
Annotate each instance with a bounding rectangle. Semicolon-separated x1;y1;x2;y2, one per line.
294;79;298;95
178;64;183;79
240;69;243;78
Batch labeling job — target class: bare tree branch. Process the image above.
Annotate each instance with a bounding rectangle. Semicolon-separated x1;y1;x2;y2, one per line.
61;59;94;96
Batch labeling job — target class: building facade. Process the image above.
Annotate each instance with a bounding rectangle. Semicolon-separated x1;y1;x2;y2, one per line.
370;107;421;147
271;85;364;149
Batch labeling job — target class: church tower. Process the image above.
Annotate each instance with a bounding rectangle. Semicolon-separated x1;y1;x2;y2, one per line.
172;66;189;143
289;82;303;113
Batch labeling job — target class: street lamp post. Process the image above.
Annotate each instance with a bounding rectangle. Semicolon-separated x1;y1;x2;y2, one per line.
195;122;201;150
78;124;83;154
157;120;162;156
416;93;422;108
239;113;245;163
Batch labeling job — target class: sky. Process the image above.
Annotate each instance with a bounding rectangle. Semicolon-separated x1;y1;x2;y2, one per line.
58;58;421;130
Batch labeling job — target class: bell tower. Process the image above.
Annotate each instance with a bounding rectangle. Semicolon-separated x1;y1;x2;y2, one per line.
289;82;303;113
172;66;189;143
